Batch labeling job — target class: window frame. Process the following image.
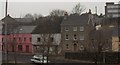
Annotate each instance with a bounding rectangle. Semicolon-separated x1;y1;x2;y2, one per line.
80;26;84;31
65;26;69;31
73;26;77;31
73;34;77;40
65;34;69;40
80;35;84;40
37;37;41;42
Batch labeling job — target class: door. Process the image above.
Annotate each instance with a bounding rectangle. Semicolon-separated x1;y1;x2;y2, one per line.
73;43;77;51
26;45;29;53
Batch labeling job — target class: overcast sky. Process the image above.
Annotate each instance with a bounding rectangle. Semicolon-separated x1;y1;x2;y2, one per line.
0;0;120;19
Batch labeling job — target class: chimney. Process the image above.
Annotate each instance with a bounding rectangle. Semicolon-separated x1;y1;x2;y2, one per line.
64;12;68;20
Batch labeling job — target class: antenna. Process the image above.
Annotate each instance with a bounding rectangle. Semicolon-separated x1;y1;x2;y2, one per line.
5;0;8;16
95;6;97;14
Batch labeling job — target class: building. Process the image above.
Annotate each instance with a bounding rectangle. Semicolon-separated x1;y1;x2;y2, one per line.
61;11;97;53
0;20;3;51
91;17;120;52
32;16;62;55
1;15;36;53
105;2;120;18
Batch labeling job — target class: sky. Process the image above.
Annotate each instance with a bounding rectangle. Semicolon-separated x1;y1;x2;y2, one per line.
0;0;120;19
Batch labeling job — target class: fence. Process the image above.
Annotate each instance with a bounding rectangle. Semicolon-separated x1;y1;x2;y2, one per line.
65;52;120;63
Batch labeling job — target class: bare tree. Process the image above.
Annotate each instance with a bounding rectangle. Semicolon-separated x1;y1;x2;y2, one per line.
50;9;66;16
33;14;43;20
24;13;34;18
72;3;86;15
24;13;43;20
40;34;53;63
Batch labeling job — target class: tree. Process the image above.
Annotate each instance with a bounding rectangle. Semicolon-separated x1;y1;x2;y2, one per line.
40;34;53;63
24;13;34;18
24;13;43;20
72;3;86;15
50;9;66;16
33;14;43;20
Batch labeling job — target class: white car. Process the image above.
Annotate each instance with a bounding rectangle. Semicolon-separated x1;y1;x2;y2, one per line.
30;55;50;63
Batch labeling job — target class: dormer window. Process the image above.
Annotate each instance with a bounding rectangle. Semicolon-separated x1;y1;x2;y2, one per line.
80;27;84;31
65;27;69;31
73;26;77;31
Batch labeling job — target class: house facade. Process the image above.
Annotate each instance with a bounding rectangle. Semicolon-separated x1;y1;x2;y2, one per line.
32;16;62;55
61;12;96;53
1;15;36;53
32;34;61;54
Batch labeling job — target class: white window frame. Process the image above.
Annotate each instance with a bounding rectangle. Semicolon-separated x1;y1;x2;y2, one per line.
65;27;69;31
80;35;84;40
65;34;69;40
73;26;77;31
80;27;84;31
73;34;77;40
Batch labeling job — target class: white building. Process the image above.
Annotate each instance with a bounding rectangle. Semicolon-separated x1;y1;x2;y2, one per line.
105;2;120;18
31;17;62;54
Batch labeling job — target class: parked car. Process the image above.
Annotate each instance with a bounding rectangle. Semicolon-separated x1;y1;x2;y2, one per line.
30;55;50;63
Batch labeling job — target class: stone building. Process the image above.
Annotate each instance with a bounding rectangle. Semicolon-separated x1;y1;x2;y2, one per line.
61;11;97;53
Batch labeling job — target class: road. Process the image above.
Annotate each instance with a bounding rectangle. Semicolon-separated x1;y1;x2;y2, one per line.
2;52;94;63
2;52;33;63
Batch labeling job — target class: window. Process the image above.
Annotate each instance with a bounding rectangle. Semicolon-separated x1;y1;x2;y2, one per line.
80;35;84;40
65;34;69;40
50;37;54;42
2;38;4;42
80;27;84;31
73;34;77;40
19;37;21;41
119;37;120;42
13;37;16;41
73;26;77;31
65;27;69;31
66;44;69;49
18;45;22;51
24;37;26;42
37;37;41;42
30;37;32;42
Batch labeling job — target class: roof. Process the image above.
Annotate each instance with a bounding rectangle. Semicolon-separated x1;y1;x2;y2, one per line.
1;15;37;34
15;18;33;22
61;13;90;26
32;16;63;34
2;15;17;23
18;26;36;34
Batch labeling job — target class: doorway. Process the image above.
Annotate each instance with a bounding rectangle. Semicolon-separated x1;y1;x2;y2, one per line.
73;43;77;51
26;45;29;53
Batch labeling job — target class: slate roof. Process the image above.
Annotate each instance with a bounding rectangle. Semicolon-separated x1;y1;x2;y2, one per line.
61;13;90;25
18;26;36;34
2;15;17;23
1;15;37;34
15;18;33;22
32;16;63;34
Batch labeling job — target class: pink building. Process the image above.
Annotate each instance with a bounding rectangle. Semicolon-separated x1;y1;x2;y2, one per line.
7;33;33;53
1;15;36;53
2;26;36;53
